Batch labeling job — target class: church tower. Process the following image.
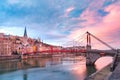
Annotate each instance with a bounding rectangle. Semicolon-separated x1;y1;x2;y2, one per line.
23;27;28;46
24;27;27;38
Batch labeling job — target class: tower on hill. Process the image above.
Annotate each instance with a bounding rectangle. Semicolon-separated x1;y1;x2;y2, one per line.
24;27;27;38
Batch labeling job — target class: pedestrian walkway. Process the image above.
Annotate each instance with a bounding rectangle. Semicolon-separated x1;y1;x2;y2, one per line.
108;63;120;80
85;64;111;80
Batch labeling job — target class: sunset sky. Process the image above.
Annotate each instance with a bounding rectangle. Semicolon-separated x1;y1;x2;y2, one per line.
0;0;120;49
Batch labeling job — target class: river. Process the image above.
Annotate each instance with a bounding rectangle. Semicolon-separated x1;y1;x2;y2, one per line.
0;56;112;80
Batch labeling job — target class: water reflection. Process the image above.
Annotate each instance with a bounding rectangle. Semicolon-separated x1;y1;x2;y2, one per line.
86;65;96;76
23;71;27;80
71;64;87;80
1;56;109;80
0;56;113;80
0;58;52;74
95;56;113;70
0;56;91;80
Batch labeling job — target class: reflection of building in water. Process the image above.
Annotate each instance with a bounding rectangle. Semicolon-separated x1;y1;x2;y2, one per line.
0;60;19;72
20;58;52;68
23;73;27;80
51;57;62;65
23;67;28;80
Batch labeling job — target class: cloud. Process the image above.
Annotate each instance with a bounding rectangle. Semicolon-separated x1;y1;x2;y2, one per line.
0;26;24;36
1;0;120;47
68;1;120;49
64;6;74;17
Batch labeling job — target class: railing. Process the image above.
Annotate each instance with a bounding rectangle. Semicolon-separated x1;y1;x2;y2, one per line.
23;49;86;54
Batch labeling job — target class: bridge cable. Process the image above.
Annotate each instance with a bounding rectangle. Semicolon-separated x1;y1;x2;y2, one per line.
86;31;116;51
62;33;86;47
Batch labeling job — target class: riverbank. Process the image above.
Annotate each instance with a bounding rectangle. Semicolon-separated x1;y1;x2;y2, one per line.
0;55;21;60
85;64;111;80
0;54;52;60
0;53;78;60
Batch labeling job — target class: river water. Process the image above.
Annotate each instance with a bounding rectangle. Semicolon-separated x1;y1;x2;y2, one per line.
0;56;112;80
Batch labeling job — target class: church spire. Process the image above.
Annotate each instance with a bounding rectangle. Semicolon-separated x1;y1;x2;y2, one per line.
24;27;27;38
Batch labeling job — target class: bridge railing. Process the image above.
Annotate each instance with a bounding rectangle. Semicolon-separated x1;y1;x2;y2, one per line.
22;49;86;55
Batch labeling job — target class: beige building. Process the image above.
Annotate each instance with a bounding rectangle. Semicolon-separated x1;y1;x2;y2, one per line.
0;34;11;55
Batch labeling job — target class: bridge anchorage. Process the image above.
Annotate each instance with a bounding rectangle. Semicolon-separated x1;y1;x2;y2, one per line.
85;31;119;71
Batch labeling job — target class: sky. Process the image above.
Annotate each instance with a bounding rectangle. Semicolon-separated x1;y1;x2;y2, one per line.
0;0;120;49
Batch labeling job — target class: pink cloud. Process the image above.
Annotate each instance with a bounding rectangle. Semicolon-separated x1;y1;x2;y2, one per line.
77;0;106;27
66;6;74;13
60;6;74;18
68;2;120;49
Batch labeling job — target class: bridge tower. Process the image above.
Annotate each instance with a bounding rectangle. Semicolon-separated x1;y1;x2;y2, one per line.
86;32;93;65
86;32;91;50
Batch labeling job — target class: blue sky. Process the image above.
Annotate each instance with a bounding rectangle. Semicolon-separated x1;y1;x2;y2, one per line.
0;0;120;49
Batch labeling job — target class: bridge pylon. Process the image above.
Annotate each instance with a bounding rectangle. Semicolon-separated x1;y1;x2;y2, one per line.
86;31;91;50
86;31;93;65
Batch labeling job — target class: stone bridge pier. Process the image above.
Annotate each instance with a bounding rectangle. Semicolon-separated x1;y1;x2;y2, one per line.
86;52;101;65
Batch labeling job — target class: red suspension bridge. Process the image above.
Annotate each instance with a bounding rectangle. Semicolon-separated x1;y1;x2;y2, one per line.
23;31;116;54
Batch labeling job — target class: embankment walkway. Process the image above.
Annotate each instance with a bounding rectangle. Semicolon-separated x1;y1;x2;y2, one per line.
85;64;111;80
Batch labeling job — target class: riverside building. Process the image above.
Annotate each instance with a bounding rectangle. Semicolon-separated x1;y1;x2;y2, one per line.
0;27;60;56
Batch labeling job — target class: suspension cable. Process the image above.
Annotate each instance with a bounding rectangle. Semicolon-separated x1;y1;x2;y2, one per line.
86;31;116;51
